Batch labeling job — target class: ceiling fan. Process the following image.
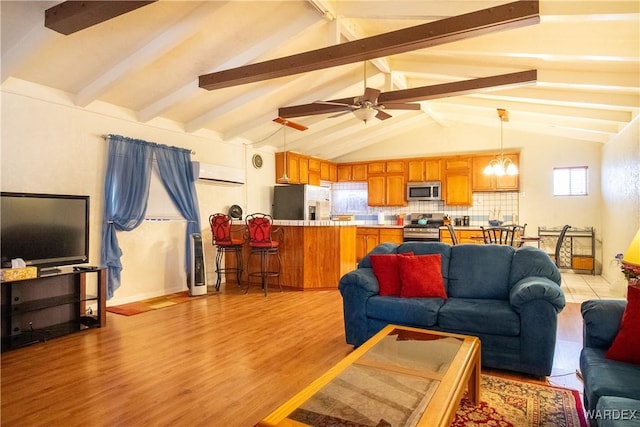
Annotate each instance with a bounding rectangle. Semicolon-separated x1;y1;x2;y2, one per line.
283;63;421;124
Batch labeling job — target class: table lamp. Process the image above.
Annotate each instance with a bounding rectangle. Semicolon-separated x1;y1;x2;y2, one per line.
622;227;640;286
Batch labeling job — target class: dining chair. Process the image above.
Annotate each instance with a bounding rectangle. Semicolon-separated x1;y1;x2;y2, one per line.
481;226;517;245
554;224;572;268
503;223;527;247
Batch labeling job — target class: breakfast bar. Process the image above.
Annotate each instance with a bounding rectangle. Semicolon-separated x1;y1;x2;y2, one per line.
228;222;357;290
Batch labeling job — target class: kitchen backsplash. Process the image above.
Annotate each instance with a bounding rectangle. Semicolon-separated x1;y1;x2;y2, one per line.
331;182;520;226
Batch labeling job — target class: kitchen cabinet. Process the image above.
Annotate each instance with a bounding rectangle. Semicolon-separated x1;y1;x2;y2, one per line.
308;157;321;185
407;158;441;182
352;163;368;181
356;227;403;261
439;228;483;244
356;228;380;262
275;152;300;183
472;153;519;191
367;174;406;207
379;228;403;244
298;156;309;184
337;164;352;181
443;157;472;206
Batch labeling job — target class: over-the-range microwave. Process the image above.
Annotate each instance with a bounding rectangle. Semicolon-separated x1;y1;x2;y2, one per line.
407;181;442;201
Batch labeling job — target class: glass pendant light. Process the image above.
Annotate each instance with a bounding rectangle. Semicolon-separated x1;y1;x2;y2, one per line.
484;108;518;176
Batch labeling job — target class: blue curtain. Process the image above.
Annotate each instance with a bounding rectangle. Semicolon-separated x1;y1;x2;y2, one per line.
101;135;154;299
100;135;201;300
154;144;201;276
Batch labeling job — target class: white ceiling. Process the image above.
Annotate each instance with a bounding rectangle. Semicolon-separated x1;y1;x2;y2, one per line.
2;1;638;160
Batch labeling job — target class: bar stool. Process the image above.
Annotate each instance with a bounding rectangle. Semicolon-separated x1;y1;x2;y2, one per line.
209;213;244;291
245;213;282;296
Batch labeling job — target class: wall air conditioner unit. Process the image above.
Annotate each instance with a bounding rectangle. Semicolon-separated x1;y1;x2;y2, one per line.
191;161;245;184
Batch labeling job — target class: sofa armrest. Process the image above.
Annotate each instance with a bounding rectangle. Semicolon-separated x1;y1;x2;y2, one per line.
509;276;566;314
338;268;379;346
581;299;626;349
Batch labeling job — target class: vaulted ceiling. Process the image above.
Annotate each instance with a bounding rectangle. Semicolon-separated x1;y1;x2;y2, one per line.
2;1;638;160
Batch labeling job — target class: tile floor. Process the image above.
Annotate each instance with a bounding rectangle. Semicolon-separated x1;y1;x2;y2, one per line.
561;271;626;303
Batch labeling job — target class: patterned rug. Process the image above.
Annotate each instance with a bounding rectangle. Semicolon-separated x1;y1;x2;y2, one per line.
452;374;587;427
106;291;198;316
291;374;587;427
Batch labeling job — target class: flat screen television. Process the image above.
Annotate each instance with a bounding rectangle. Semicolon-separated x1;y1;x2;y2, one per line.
1;192;90;270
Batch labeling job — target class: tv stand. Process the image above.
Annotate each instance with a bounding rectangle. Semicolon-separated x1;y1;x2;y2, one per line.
1;267;106;352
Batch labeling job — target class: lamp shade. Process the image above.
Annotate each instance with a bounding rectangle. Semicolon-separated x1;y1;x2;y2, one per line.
623;228;640;267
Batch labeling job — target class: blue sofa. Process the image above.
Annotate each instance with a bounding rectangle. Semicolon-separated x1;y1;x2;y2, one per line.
580;299;640;426
338;242;565;377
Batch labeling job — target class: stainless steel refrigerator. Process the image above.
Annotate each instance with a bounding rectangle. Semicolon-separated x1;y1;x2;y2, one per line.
272;184;330;220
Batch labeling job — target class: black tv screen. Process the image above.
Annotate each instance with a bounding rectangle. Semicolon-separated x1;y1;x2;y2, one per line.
1;192;89;269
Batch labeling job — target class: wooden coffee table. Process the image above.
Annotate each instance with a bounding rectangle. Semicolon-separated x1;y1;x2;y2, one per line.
258;325;481;427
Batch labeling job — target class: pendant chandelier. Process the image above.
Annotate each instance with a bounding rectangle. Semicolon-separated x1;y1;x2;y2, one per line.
279;122;289;182
484;108;518;177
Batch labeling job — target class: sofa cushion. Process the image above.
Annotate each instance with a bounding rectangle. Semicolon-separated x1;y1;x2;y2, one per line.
438;298;520;336
448;245;515;299
398;254;447;298
606;285;640;365
509;246;561;286
358;243;398;269
370;252;414;296
580;347;640;411
398;242;451;280
366;296;443;328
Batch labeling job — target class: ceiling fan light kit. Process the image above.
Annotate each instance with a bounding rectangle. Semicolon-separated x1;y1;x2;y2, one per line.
352;106;377;123
484;108;519;177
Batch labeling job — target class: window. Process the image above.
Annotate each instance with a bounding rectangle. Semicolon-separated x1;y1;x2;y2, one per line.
553;166;588;196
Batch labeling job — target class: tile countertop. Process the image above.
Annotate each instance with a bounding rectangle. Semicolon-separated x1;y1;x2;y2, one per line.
271;220;404;228
439;225;484;231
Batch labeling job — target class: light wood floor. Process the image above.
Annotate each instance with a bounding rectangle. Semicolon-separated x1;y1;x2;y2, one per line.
1;286;585;426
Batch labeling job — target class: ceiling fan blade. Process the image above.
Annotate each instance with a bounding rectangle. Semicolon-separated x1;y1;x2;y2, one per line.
328;110;353;119
278;103;350;118
362;87;381;103
379;103;421;110
375;110;392;120
314;100;353;107
272;117;308;131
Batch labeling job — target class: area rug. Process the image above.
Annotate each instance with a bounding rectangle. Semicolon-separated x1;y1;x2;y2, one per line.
106;291;198;316
451;374;587;427
290;373;586;427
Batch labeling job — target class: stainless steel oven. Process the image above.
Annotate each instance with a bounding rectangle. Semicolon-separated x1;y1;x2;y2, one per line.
402;213;444;242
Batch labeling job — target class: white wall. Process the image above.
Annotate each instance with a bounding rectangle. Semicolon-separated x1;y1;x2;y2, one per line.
600;117;640;295
1;80;275;305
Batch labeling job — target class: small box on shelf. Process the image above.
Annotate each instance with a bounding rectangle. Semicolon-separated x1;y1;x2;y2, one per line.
0;267;37;282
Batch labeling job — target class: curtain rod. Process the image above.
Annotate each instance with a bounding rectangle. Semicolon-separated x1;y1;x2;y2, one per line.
102;134;195;155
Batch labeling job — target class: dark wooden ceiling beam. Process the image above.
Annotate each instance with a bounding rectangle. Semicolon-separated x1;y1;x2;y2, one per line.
45;1;157;35
379;70;538;103
200;0;539;91
278;70;537;119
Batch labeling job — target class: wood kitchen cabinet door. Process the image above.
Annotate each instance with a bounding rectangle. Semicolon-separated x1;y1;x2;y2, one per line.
367;175;386;206
386;174;406;206
379;228;403;244
356;228;380;261
337;164;352;181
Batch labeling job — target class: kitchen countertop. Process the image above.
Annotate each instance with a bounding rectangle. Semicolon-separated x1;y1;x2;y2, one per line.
271;220;404;228
439;225;484;231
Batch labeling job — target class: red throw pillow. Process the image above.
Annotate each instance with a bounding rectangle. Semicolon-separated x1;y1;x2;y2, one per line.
606;285;640;365
398;254;447;299
370;252;414;296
